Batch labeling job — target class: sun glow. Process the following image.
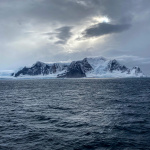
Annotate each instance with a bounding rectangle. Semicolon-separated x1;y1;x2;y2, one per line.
93;16;110;23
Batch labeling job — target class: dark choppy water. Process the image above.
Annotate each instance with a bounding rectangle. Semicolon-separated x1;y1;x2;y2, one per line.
0;78;150;150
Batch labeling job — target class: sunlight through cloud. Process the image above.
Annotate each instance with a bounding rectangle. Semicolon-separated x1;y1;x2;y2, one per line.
93;16;110;23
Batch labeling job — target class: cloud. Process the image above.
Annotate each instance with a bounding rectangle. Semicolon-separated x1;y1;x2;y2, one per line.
55;26;73;45
0;0;150;74
43;26;73;45
82;23;131;38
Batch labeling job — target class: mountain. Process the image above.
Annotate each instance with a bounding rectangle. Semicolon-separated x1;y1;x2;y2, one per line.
12;61;69;77
85;57;144;78
12;57;145;78
57;58;92;78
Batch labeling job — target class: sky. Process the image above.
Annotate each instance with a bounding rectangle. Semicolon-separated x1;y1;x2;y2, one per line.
0;0;150;74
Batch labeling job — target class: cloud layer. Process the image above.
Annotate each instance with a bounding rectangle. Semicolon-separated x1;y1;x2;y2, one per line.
0;0;150;74
82;23;131;38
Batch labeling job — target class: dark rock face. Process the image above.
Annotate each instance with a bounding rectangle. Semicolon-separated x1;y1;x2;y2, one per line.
13;61;68;77
131;66;142;75
107;59;129;73
57;58;93;78
58;62;86;78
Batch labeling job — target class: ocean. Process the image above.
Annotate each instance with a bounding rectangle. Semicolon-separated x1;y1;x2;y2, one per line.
0;78;150;150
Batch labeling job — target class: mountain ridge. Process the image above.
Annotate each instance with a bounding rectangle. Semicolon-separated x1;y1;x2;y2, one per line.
12;56;145;78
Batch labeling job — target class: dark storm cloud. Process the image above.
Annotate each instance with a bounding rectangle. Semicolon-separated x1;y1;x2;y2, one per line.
55;26;73;45
0;0;95;24
1;0;150;25
82;23;131;38
0;0;136;26
44;26;73;45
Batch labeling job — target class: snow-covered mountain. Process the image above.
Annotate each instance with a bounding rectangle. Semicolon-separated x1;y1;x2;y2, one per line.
85;57;144;78
12;56;145;78
12;61;69;77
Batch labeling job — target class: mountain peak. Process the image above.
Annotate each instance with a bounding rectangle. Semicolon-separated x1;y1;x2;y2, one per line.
32;61;46;67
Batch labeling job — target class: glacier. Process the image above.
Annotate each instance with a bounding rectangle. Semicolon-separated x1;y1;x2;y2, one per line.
0;70;14;79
